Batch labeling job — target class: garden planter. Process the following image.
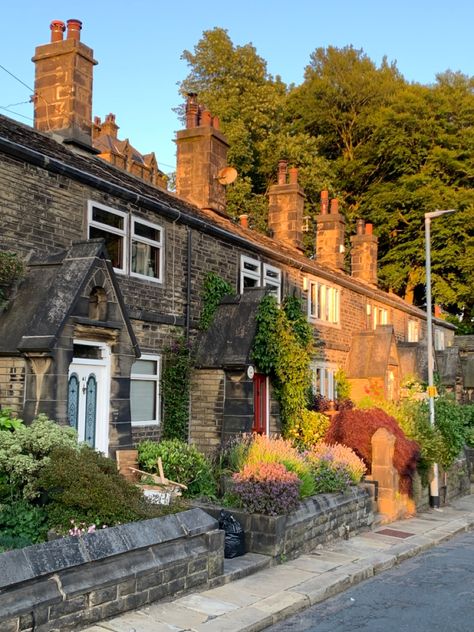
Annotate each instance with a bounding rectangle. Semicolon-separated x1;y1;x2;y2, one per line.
194;485;374;560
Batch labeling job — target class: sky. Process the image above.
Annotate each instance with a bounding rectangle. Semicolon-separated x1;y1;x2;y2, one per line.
1;0;473;174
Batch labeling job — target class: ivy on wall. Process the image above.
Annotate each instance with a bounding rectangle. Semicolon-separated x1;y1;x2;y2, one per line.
161;337;192;441
252;295;315;436
199;272;235;330
0;252;25;304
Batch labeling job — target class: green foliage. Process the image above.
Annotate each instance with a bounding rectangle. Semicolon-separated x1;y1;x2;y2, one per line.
36;445;164;532
137;439;217;499
199;272;235;330
431;397;467;469
252;295;314;435
0;251;25;303
0;414;78;500
0;408;23;432
161;336;191;441
0;499;47;550
286;409;330;450
335;369;351;401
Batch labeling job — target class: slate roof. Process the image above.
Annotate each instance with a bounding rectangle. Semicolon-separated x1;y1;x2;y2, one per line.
345;325;400;378
0;240;138;355
0;113;456;328
195;288;267;368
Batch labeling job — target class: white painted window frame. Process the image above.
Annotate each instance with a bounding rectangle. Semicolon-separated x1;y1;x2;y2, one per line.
87;201;128;274
263;263;282;303
130;354;161;426
307;279;340;325
311;361;339;400
240;255;261;292
130;216;164;284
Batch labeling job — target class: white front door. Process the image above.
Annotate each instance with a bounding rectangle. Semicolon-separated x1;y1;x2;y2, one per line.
68;342;110;454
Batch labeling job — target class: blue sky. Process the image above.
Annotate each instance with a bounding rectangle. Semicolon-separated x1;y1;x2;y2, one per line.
1;1;473;173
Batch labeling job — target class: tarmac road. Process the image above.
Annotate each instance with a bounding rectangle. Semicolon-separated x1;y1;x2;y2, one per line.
268;530;474;632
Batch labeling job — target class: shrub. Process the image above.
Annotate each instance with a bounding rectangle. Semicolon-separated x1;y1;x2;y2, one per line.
0;499;48;550
243;433;315;497
306;443;366;484
307;459;352;494
325;408;420;494
36;445;166;532
0;414;78;500
137;439;217;498
216;433;253;474
0;408;23;432
287;409;330;450
232;462;301;516
431;397;467;468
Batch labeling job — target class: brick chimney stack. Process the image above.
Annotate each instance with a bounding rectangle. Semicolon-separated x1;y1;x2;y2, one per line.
32;19;97;148
267;161;305;250
350;219;378;285
175;94;230;214
315;191;346;270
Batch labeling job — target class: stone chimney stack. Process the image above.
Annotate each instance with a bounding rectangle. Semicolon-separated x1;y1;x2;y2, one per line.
350;219;378;285
32;19;97;147
175;94;230;214
315;191;346;270
267;161;305;250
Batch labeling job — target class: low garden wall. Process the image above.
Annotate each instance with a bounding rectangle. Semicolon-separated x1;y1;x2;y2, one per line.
0;508;224;632
197;485;374;559
413;455;471;512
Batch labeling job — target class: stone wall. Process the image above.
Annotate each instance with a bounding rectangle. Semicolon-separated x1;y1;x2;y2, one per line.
198;486;373;560
412;456;471;512
0;509;224;632
0;356;25;414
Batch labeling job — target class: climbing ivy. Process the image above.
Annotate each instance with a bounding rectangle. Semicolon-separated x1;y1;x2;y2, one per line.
0;252;25;303
161;336;192;441
252;295;314;436
199;272;235;330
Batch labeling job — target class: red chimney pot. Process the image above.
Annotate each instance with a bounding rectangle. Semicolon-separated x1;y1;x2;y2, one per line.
330;198;339;214
66;19;82;41
365;222;373;235
50;20;66;43
320;190;329;215
212;116;220;129
239;214;249;229
288;167;298;185
201;110;212;127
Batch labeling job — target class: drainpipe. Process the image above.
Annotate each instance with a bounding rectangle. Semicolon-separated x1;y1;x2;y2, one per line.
185;227;192;342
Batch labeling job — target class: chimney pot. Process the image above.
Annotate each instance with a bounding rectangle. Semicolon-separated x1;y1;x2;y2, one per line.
66;19;82;41
330;198;339;214
50;20;66;42
288;166;298;185
185;93;199;129
212;115;220;129
277;160;288;185
239;214;249;229
201;109;212;127
356;219;365;235
365;222;373;235
320;190;329;215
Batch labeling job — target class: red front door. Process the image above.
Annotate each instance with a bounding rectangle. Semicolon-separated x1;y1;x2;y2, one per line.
253;373;267;434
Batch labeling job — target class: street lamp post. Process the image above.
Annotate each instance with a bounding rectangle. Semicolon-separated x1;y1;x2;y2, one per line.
424;209;456;508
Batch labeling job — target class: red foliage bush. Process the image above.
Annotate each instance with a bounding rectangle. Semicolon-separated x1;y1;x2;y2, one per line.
325;408;420;495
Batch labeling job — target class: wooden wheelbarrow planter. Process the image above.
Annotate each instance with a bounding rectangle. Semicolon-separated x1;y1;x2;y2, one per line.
116;449;187;505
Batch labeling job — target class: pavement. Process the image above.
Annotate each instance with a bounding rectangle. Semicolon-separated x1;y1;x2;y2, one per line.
84;492;474;632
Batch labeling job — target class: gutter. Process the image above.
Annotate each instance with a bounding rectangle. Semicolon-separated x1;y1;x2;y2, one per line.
0;135;454;329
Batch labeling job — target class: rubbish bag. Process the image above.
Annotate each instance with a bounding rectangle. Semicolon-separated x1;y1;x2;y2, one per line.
219;509;245;559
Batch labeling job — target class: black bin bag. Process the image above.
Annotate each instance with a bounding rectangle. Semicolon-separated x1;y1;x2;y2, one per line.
219;509;245;559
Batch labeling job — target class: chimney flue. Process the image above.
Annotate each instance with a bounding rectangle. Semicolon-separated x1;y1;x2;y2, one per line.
277;160;288;185
66;19;82;41
320;190;329;215
356;219;365;235
239;214;249;229
330;198;339;214
288;166;298;185
185;93;199;129
50;20;65;42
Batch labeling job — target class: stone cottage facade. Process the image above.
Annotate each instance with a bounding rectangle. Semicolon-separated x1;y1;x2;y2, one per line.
0;19;458;456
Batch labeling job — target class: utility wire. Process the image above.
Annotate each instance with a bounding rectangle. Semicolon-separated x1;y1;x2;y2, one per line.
0;106;33;121
0;63;34;93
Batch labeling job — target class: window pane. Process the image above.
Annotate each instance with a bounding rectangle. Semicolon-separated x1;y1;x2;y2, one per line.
132;241;160;278
92;207;124;229
243;276;259;288
134;221;161;242
131;380;156;422
132;359;157;375
89;226;123;269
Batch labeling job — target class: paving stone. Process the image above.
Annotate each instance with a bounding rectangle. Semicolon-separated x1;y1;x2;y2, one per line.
143;601;208;627
98;611;183;631
192;605;273;632
289;570;353;606
253;590;309;621
177;593;240;616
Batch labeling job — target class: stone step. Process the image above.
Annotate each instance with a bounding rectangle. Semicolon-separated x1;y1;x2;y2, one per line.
209;551;272;587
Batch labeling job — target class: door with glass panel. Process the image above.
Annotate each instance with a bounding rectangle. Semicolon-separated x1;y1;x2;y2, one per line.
68;342;110;454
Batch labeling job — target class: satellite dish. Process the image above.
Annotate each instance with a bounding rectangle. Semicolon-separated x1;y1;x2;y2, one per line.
216;166;238;185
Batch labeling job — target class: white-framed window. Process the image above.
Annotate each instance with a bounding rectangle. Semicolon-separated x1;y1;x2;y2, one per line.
307;279;340;324
408;319;419;342
87;201;163;283
240;256;282;301
88;202;127;272
263;263;281;302
372;305;388;329
311;362;338;400
130;354;161;426
131;216;163;283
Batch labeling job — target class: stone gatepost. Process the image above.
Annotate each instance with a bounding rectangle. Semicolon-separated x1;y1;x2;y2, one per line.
369;427;415;522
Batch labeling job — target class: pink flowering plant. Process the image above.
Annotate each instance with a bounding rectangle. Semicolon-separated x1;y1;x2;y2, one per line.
305;442;366;493
68;519;108;537
232;462;301;516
